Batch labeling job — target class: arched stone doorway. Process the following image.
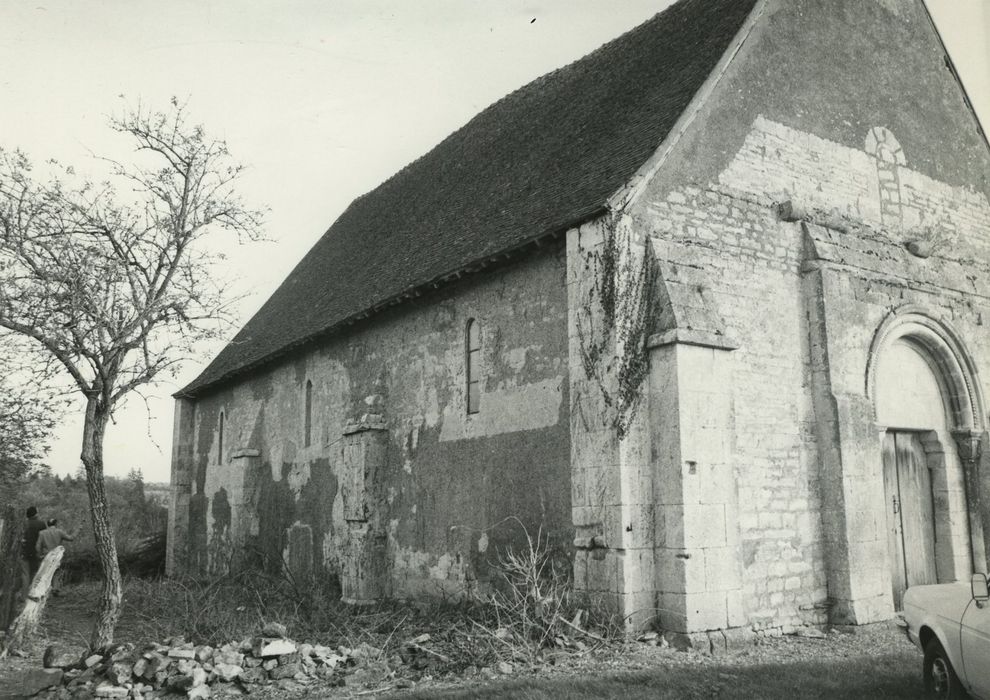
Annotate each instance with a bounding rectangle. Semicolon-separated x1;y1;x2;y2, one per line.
868;308;988;609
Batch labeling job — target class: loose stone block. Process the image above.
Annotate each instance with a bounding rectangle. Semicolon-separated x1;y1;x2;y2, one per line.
212;663;243;682
270;662;302;680
187;685;212;699
167;648;196;660
253;638;297;658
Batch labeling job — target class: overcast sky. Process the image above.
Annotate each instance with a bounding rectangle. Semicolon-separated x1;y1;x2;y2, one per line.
1;1;987;483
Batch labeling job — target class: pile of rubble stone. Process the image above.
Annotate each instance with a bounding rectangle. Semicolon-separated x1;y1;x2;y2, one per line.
33;622;434;698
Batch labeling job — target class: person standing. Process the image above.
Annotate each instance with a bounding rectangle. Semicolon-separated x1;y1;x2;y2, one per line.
21;506;46;596
36;518;75;557
37;518;75;596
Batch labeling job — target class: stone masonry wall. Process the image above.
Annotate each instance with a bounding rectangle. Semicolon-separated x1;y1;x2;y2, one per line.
169;246;572;599
630;112;990;632
636;182;821;634
613;0;990;635
169;0;990;635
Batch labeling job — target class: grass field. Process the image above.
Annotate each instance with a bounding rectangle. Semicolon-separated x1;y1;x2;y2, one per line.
400;654;924;699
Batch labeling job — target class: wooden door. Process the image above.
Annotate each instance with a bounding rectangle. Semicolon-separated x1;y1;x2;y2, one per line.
882;431;937;610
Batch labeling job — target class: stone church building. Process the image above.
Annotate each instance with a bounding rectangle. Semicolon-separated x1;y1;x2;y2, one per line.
168;0;990;645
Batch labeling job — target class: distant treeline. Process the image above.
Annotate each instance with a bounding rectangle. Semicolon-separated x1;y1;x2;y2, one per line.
0;468;168;580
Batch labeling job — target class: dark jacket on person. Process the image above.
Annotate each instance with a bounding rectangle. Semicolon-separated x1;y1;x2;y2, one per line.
22;516;46;560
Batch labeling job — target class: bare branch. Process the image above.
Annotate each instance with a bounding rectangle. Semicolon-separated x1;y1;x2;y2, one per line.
0;100;266;647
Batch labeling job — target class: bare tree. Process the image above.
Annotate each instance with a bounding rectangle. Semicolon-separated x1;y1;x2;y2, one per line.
0;100;264;648
0;362;57;484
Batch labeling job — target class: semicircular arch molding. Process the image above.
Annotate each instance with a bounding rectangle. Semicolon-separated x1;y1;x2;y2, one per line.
866;305;985;432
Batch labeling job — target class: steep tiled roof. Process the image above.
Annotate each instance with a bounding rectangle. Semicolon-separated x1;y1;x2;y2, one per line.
180;0;758;397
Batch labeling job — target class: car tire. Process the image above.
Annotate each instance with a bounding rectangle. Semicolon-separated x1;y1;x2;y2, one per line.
923;638;966;700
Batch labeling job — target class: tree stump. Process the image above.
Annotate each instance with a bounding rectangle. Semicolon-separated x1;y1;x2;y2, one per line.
1;546;64;657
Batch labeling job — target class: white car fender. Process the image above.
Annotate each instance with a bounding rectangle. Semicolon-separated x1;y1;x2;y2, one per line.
903;583;972;682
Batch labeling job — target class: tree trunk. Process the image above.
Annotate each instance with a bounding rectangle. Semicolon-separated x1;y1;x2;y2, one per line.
81;396;122;651
1;546;64;656
0;504;22;630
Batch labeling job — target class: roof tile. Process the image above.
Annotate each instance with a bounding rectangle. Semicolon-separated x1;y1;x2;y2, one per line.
181;0;758;396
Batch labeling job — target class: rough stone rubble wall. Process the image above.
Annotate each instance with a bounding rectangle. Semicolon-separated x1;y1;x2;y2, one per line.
169;248;572;597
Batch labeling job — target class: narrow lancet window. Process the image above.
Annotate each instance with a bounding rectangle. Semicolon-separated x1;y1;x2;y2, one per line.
466;319;481;414
218;411;225;465
304;379;313;447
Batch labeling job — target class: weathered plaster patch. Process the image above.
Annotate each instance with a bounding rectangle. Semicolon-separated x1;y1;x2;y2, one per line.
178;249;570;602
422;386;441;429
284;521;314;582
506;345;540;372
439;376;564;442
269;441;299;482
202;433;249;573
321;529;337;571
388;519;471;593
718;115;882;223
208;488;232;575
430;553;463;581
401;420;424;474
717;116;990;257
286;460;311;497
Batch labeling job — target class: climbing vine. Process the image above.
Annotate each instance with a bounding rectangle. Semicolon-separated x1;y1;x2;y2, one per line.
575;213;659;439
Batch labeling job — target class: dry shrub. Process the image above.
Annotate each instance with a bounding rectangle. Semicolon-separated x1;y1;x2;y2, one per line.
109;527;617;670
120;573;272;646
472;519;612;663
119;567;450;654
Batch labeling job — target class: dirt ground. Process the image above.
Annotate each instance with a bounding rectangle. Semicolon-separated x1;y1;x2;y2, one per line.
0;585;927;699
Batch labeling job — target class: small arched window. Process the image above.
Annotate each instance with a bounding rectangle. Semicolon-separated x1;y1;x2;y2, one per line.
217;411;225;465
304;379;313;447
466;319;481;415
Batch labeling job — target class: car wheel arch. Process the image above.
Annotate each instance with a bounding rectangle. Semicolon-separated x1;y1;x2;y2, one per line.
923;636;966;700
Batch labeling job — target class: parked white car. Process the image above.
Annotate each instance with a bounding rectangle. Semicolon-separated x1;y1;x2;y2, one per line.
902;573;990;699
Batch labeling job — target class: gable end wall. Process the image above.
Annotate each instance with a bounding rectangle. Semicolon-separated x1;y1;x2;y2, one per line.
620;0;990;637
